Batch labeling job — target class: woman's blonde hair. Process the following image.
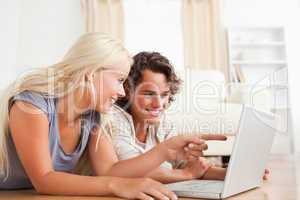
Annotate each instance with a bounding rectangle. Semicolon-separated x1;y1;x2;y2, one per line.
0;32;132;177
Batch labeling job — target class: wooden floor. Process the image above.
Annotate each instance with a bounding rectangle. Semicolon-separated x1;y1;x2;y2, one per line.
0;154;299;200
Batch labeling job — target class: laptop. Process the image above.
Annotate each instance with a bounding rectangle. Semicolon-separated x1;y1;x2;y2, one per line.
166;105;276;199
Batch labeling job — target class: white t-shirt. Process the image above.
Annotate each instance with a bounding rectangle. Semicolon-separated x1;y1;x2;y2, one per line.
110;105;180;169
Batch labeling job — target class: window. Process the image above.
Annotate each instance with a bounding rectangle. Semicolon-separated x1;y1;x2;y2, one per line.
124;0;184;69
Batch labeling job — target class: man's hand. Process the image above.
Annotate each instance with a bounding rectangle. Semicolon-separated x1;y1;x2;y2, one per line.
161;134;227;161
182;157;212;179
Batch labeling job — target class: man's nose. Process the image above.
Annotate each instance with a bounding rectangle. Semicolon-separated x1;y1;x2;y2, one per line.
152;95;162;108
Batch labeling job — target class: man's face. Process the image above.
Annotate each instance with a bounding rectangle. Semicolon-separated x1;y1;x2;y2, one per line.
130;69;171;125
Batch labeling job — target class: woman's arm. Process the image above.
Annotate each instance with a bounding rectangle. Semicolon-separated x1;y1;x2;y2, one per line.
9;102;176;200
88;132;199;183
88;128;225;178
88;130;170;177
9;101;115;195
88;130;194;183
90;132;212;183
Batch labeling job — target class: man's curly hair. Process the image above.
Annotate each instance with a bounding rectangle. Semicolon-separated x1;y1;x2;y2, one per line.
116;51;182;112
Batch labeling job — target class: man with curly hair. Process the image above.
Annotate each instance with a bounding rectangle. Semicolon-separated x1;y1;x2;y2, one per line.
110;52;227;183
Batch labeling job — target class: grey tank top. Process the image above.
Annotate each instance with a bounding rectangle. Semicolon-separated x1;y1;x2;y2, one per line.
0;91;100;189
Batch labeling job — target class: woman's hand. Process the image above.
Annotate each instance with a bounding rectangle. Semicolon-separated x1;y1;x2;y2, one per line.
109;177;178;200
161;134;227;161
182;157;212;179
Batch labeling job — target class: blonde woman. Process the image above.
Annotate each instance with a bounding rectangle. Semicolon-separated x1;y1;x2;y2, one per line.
0;33;216;200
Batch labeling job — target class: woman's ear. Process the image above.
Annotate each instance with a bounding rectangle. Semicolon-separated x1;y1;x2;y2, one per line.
123;81;131;99
84;73;94;82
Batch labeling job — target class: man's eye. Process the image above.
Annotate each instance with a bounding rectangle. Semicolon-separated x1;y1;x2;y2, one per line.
143;93;155;97
160;92;170;98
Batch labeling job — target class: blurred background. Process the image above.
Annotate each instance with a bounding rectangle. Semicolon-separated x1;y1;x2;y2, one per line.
1;0;299;155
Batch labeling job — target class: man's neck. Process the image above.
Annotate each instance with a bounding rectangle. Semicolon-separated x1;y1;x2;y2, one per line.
133;120;149;143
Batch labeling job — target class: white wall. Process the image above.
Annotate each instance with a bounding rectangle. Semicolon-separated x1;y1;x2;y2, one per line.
0;1;19;87
0;0;84;89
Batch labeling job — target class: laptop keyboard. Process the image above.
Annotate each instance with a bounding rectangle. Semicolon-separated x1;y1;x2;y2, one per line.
166;180;224;193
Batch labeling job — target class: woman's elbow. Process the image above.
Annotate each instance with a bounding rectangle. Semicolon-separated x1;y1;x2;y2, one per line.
31;172;55;194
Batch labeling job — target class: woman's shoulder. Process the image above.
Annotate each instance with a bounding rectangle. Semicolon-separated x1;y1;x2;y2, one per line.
10;90;55;116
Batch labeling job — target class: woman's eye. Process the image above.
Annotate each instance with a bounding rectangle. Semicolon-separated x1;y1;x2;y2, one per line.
118;78;125;83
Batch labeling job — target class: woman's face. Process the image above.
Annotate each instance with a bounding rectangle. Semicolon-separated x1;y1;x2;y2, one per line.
130;69;171;125
93;58;130;112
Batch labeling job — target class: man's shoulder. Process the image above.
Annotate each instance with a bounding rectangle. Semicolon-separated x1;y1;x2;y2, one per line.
110;104;134;138
111;104;131;120
156;114;178;141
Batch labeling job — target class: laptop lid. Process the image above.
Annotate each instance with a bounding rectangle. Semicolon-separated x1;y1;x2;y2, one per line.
221;105;276;198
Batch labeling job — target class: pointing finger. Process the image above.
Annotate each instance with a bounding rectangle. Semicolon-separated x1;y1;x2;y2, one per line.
200;134;227;141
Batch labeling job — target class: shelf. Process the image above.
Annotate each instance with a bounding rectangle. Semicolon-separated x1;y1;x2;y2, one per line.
231;60;287;65
228;26;284;30
229;83;288;88
230;42;285;47
250;85;288;89
227;26;287;84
